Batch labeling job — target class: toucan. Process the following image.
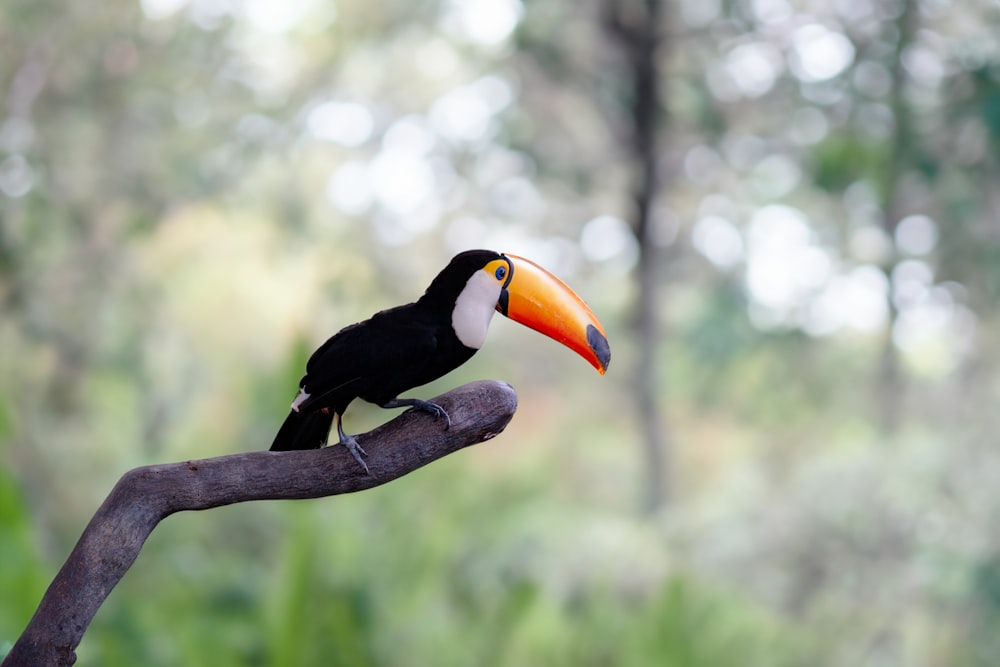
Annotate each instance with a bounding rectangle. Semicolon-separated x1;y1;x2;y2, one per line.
270;249;610;472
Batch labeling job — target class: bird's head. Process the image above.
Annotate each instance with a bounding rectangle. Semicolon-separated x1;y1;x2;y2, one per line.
426;249;611;374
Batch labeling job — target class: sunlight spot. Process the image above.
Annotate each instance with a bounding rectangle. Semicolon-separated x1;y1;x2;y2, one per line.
721;133;765;171
0;117;34;153
307;101;373;147
372;202;441;246
893;288;955;353
430;86;494;144
892;259;933;310
747;245;832;311
706;64;740;103
189;0;232;31
841;265;889;332
383;116;437;156
472;75;515;112
746;204;811;250
726;42;783;97
693;216;744;269
0;154;34;198
416;39;461;80
849;225;892;264
834;0;874;21
236;113;276;141
745;205;831;312
428;77;513;144
580;215;637;264
242;0;318;33
790;24;855;82
680;0;719;26
752;0;792;24
895;214;938;256
903;44;945;87
895;298;977;376
140;0;189;19
473;146;535;186
228;30;304;102
750;154;801;198
442;0;523;46
372;211;416;247
369;151;436;214
790;107;829;145
491;177;547;223
326;161;372;215
804;265;889;335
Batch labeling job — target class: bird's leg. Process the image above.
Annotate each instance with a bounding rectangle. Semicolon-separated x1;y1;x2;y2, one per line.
380;397;451;429
335;412;370;474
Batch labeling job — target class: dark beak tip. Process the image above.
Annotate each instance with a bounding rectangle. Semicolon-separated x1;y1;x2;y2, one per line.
586;324;611;373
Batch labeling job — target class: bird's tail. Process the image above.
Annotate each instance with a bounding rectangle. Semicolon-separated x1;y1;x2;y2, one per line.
270;411;334;451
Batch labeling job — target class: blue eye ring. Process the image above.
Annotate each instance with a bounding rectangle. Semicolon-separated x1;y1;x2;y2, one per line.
495;265;507;281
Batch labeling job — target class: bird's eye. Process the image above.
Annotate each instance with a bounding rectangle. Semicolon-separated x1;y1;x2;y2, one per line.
495;265;507;281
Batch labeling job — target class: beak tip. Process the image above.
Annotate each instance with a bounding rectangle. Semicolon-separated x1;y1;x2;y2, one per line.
587;325;611;375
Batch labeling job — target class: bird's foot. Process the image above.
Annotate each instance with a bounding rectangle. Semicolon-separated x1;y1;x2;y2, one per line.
381;398;451;429
413;400;450;428
339;434;370;475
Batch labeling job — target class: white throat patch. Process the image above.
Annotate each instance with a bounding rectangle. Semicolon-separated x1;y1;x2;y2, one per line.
452;270;502;349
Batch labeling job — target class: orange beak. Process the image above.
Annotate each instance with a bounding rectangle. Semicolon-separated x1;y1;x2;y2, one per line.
496;253;611;374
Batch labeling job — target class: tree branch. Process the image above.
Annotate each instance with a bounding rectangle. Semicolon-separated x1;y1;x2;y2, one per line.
3;379;518;667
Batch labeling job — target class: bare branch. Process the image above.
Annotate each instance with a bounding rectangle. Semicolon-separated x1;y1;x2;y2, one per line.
2;380;518;667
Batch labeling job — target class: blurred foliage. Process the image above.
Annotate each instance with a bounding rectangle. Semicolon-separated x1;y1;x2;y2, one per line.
3;0;1000;665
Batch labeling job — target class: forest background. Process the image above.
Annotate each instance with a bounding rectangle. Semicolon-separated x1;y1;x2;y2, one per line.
3;0;1000;664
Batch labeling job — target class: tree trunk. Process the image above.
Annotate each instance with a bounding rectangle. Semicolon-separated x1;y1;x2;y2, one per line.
878;0;918;434
603;0;671;511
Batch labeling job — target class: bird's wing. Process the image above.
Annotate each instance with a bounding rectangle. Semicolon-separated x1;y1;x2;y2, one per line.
293;306;440;413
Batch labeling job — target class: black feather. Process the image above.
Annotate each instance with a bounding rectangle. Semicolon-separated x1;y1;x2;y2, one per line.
270;410;334;451
269;250;501;451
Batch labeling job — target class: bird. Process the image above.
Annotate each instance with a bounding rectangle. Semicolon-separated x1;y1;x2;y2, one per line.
270;249;611;472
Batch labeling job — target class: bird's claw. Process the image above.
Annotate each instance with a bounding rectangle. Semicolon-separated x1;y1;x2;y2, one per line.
382;398;451;430
414;401;451;430
424;401;451;430
341;435;370;475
